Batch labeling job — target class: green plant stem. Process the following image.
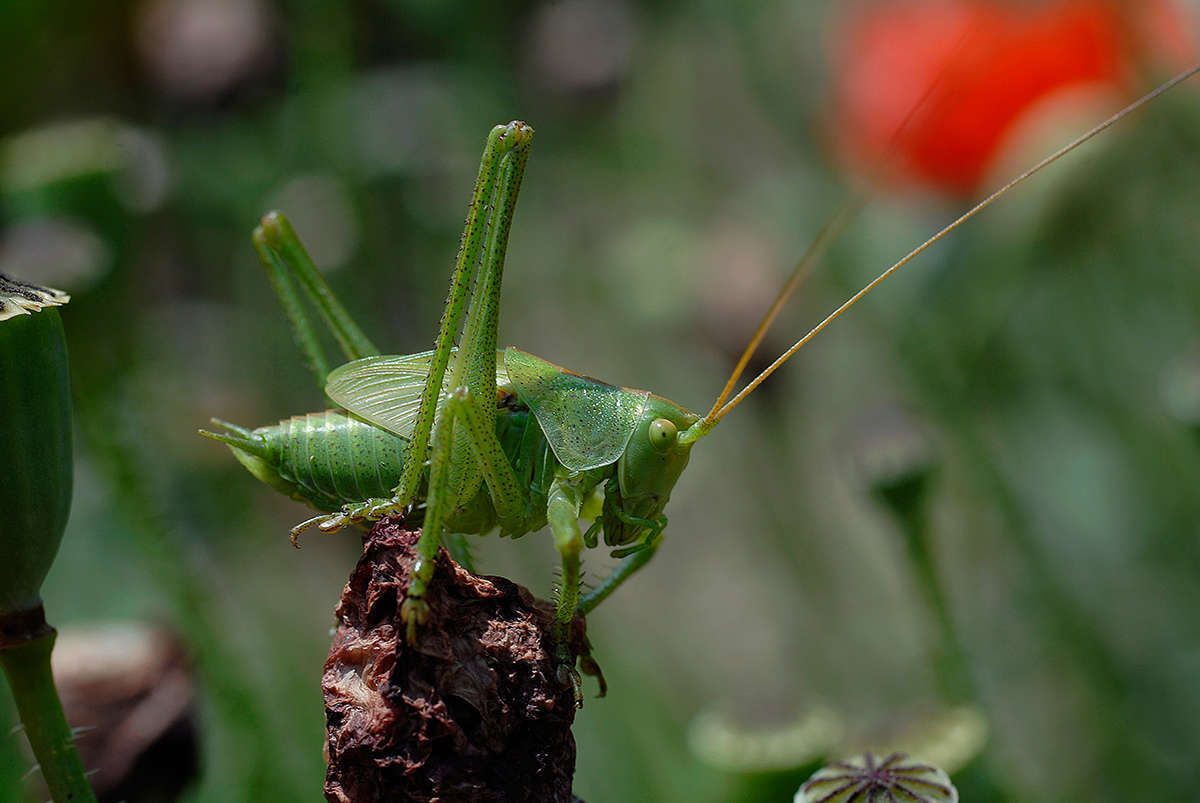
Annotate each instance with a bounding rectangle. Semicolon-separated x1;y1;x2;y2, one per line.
892;495;972;703
0;608;96;802
889;494;1021;801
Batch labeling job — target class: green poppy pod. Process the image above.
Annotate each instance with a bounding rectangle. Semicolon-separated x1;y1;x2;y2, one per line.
0;274;72;616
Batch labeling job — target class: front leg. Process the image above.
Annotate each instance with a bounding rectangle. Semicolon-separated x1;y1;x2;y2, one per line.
577;530;663;616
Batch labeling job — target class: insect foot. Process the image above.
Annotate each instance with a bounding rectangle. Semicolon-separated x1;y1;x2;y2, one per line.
558;619;607;709
364;497;407;520
311;497;406;533
324;519;589;802
399;595;430;645
315;512;354;533
285;498;403;546
556;659;584;708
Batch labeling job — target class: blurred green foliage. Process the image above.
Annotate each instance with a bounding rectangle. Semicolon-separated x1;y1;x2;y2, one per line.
1;1;1199;801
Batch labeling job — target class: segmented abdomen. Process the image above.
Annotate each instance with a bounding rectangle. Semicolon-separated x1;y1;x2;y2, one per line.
219;404;560;535
261;410;408;511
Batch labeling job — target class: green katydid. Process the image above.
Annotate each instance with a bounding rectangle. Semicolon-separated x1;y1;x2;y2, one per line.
203;67;1199;697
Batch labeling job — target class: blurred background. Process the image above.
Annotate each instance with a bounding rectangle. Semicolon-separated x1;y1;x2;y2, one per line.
2;0;1199;800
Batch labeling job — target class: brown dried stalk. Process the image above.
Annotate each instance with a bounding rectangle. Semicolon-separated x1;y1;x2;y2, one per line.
323;520;595;803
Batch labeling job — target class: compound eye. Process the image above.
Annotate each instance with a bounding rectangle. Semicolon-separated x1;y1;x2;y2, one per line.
648;418;677;452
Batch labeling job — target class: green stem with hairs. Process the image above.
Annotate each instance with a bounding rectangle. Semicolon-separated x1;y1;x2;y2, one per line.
0;609;96;802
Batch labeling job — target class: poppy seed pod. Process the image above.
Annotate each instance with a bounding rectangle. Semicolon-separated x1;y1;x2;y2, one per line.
0;274;71;616
796;752;958;803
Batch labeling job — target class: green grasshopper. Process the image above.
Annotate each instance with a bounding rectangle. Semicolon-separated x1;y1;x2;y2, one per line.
203;68;1198;695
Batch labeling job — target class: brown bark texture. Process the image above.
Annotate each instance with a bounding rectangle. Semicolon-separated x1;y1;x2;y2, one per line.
323;520;589;803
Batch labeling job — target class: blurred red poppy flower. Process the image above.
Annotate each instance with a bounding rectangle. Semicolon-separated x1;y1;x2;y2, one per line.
829;0;1198;196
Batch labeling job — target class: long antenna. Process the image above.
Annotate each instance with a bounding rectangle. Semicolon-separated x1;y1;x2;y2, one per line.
710;63;1200;424
704;42;969;423
704;199;862;420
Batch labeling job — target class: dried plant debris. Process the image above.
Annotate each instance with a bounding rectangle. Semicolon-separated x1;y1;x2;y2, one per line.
323;520;594;803
797;752;957;803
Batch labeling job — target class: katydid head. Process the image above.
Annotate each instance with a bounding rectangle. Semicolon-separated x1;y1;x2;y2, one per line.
503;347;700;545
604;395;700;545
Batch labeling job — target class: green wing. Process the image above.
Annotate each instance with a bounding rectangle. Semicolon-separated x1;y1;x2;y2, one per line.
503;347;649;472
325;349;508;438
